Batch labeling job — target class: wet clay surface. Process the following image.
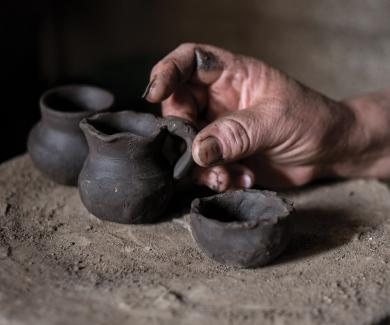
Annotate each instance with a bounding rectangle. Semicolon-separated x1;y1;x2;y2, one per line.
1;155;390;325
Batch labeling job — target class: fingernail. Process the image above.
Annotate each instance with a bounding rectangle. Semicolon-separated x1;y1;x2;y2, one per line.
204;170;221;192
142;77;156;99
194;47;222;71
197;137;222;165
241;174;253;189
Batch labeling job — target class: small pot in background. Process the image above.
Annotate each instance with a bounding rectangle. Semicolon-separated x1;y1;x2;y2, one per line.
27;85;114;185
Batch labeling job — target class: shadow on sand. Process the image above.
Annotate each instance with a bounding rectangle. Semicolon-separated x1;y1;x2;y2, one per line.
273;206;367;265
161;183;369;267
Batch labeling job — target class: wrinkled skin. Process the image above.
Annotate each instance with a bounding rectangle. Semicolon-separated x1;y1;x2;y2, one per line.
144;43;390;191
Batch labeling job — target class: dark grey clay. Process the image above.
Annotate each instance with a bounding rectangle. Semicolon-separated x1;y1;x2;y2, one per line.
190;190;293;268
78;111;196;224
27;85;114;185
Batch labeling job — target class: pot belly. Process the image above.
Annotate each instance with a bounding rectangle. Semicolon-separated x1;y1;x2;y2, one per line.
78;169;173;224
28;123;87;186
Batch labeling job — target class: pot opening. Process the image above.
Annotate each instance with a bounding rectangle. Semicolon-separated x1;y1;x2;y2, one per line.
88;114;156;138
198;191;289;223
43;86;113;113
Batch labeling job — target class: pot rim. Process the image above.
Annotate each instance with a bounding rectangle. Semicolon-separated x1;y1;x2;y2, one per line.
190;189;294;229
79;110;163;142
40;84;115;119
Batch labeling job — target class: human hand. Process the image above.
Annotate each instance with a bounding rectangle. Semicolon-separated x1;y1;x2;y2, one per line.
143;43;390;190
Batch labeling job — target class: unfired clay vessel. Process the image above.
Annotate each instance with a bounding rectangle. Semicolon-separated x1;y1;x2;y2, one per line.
78;111;196;224
27;85;114;185
190;190;293;268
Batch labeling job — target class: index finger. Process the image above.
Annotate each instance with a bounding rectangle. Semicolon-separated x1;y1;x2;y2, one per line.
143;43;231;103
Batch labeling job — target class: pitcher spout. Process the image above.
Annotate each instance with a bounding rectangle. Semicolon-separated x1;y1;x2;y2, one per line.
79;111;165;158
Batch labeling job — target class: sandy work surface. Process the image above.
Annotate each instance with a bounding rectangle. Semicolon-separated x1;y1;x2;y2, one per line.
0;155;390;325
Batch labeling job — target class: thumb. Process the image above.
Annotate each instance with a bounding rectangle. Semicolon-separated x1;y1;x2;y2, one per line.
193;108;273;167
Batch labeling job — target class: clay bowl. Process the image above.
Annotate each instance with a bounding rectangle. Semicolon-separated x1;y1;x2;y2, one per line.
190;190;293;268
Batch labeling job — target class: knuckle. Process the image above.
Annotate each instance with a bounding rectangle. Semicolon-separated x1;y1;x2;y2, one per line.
232;67;248;92
169;58;185;82
177;42;196;50
210;168;229;192
225;56;248;91
151;60;178;85
150;61;167;78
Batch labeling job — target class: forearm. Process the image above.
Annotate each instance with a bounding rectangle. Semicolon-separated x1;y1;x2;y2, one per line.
331;89;390;179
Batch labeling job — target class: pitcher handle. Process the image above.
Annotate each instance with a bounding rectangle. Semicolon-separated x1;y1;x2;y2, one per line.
163;116;197;180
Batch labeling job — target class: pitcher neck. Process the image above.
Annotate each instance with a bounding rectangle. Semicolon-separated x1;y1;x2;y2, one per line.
85;131;165;160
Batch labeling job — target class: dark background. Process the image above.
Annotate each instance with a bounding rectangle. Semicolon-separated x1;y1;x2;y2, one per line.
2;0;390;163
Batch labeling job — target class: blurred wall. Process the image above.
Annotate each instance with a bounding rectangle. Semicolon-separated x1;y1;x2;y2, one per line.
1;1;47;163
2;0;390;162
41;0;390;99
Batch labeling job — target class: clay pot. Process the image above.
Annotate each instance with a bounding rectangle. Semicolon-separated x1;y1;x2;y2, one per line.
78;111;196;224
27;85;114;185
190;190;293;268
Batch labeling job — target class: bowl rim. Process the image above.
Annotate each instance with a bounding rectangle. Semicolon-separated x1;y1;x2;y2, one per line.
190;189;294;229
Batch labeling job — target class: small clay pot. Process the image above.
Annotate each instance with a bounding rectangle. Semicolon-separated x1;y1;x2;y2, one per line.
78;111;197;224
190;190;293;268
27;85;114;185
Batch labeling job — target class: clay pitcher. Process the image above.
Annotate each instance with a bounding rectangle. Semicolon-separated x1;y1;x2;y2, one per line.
27;85;114;185
78;111;196;224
